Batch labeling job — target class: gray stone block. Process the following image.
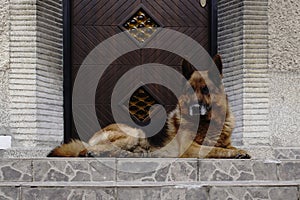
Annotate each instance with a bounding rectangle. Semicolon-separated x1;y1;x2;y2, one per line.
269;187;299;200
89;160;116;182
210;186;298;200
117;158;197;182
0;187;20;200
118;188;161;200
22;188;115;200
161;187;208;200
33;159;116;182
161;188;187;200
199;160;277;181
117;187;208;200
274;148;300;160
0;159;32;182
278;161;300;181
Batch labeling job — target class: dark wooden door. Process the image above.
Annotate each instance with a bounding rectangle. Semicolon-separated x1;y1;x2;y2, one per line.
65;0;217;141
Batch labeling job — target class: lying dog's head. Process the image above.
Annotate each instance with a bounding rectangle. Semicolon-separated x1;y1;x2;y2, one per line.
179;55;223;120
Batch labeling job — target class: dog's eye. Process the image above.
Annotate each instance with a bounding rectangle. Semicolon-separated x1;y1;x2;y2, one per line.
201;86;209;95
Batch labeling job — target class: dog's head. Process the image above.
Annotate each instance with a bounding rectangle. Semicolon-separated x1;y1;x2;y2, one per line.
179;55;223;120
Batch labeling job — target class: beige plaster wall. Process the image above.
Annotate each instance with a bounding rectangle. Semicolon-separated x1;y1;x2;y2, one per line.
269;0;300;147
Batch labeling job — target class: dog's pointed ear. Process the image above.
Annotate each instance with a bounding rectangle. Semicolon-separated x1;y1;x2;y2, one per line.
213;54;223;75
181;59;196;80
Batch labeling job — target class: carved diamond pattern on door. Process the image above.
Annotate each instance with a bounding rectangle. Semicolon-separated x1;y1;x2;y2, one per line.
121;7;162;43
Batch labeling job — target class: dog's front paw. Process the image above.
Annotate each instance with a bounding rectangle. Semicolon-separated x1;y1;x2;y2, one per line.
90;150;116;157
78;149;89;157
78;149;110;157
83;149;130;157
235;150;251;159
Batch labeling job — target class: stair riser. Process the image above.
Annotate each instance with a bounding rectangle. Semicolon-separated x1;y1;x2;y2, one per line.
1;186;299;200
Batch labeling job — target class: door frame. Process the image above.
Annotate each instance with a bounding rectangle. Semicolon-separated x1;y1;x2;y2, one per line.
63;0;72;143
63;0;218;142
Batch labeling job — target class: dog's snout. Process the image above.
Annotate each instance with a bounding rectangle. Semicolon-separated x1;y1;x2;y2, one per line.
201;86;209;95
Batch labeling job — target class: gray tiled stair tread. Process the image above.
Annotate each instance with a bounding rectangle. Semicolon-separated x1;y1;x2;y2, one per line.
0;158;300;183
0;180;299;187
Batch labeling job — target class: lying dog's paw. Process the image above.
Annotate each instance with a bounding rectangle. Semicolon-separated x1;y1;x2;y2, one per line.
78;149;112;157
80;149;130;157
235;153;251;159
87;150;116;157
78;149;101;157
78;149;89;157
235;150;251;159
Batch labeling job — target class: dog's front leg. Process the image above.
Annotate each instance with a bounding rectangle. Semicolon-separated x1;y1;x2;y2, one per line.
181;142;251;159
204;146;250;159
78;144;148;158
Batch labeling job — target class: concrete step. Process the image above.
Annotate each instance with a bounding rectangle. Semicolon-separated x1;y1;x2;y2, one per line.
0;158;300;199
0;181;299;200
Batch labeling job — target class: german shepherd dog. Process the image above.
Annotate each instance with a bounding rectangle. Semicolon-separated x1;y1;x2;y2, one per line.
48;55;250;159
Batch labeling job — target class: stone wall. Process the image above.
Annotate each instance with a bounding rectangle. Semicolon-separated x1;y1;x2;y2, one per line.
218;0;270;148
0;0;10;136
2;0;63;150
35;0;63;147
268;0;300;147
218;0;244;145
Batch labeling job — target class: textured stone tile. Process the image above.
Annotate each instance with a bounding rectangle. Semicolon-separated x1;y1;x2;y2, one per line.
161;188;186;200
22;188;115;200
0;187;20;200
0;159;32;182
117;158;197;182
274;148;300;159
210;187;257;200
199;160;277;181
118;186;208;200
33;159;116;182
278;161;300;181
118;188;161;200
161;187;208;200
210;186;299;200
89;160;116;182
269;187;298;200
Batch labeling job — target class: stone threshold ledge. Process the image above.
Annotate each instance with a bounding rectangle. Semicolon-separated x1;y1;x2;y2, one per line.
0;158;300;182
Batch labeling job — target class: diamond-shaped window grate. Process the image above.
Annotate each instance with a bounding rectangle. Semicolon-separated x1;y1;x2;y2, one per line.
129;87;158;122
122;8;160;43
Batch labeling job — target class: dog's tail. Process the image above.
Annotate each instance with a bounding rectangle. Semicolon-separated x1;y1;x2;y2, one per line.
47;139;88;157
